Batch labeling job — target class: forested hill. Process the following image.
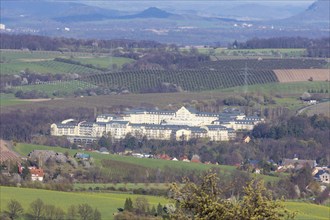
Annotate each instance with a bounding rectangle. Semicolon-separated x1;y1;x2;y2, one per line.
0;34;164;51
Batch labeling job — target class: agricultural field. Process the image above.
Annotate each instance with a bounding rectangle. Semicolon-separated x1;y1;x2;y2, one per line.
1;187;329;220
83;69;278;92
198;58;328;70
221;81;330;95
74;182;170;191
13;80;97;97
73;56;134;69
0;93;25;107
274;69;330;82
0;49;134;75
0;186;169;220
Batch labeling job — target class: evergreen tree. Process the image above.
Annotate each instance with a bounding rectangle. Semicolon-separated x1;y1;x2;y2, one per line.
124;198;133;212
150;205;157;216
156;203;163;216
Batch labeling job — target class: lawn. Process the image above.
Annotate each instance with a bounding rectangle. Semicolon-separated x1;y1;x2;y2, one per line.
0;186;168;220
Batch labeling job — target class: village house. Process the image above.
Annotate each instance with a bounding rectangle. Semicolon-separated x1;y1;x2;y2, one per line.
315;170;330;184
29;167;44;181
51;106;263;142
278;157;316;172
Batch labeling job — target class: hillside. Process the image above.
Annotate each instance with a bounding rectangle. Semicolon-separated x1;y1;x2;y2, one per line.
282;0;330;25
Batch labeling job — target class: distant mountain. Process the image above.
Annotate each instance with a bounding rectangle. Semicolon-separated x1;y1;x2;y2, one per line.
284;0;330;24
1;0;121;22
121;7;174;19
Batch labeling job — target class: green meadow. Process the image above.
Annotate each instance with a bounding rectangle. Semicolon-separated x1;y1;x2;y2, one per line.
220;81;329;95
73;56;134;69
1;186;329;220
0;186;168;220
0;93;25;107
284;201;330;220
13;80;97;96
0;50;134;75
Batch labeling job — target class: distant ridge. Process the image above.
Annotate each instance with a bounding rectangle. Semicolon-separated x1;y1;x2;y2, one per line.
285;0;330;23
121;7;174;19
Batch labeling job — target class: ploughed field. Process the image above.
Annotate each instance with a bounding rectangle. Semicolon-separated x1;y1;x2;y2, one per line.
274;69;329;82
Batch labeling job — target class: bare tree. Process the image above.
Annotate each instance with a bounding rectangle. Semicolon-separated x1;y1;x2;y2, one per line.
6;200;24;220
29;198;44;220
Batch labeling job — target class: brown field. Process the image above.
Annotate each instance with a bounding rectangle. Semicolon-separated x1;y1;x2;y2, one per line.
274;69;329;83
0;140;21;163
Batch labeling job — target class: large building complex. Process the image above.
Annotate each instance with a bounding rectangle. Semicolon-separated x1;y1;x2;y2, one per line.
51;106;263;143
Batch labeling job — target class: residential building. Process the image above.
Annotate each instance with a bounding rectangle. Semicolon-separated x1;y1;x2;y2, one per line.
29;167;44;181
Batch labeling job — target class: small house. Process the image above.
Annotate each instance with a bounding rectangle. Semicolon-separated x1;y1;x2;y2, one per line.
315;170;330;184
29;167;44;181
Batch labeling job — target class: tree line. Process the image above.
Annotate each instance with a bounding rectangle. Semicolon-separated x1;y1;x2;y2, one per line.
1;198;101;220
0;33;164;51
230;37;330;57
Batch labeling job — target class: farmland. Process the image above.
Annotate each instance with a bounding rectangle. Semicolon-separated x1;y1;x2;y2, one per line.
0;49;134;75
1;186;329;220
13;80;97;97
198;58;328;70
83;69;278;92
0;93;25;107
2;81;327;113
274;69;330;82
0;186;169;220
221;81;330;95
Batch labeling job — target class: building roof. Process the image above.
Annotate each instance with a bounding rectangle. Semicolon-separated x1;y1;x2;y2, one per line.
282;159;316;168
206;125;229;131
29;168;44;177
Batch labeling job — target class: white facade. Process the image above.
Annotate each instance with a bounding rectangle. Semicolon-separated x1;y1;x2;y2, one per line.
51;107;263;142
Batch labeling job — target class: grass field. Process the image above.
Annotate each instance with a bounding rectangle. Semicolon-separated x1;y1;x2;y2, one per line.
1;186;329;220
0;49;134;75
0;93;25;107
284;201;330;220
74;182;170;191
74;56;134;69
13;80;97;96
0;186;168;220
221;81;330;95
